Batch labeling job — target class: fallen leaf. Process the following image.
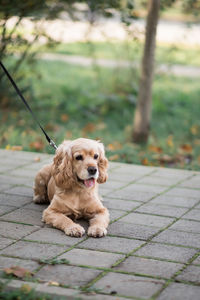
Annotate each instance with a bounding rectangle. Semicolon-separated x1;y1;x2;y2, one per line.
107;142;122;151
148;145;163;153
20;284;32;293
4;266;33;279
11;146;23;151
29;139;45;151
60;114;69;122
82;123;96;133
48;281;60;286
180;144;193;153
190;125;199;135
141;158;149;166
5;144;11;150
34;156;41;162
166;135;174;148
109;154;119;161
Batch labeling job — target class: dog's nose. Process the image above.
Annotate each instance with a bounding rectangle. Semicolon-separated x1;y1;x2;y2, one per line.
87;166;97;176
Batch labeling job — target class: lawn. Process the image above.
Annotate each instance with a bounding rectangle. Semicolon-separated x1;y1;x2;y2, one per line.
1;57;200;170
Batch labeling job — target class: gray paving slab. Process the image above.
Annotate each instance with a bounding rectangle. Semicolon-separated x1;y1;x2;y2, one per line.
151;194;199;208
59;248;123;268
179;176;200;189
165;187;200;199
169;219;200;234
25;227;85;245
93;272;164;298
0;208;43;226
0;193;32;207
136;176;180;186
4;186;33;197
157;282;200;300
182;209;200;221
109;209;126;222
108;221;160;240
176;265;200;283
152;229;200;248
0;241;67;260
7;168;37;178
0;256;39;271
120;212;174;228
0;205;17;216
78;236;145;253
106;189;156;202
35;264;101;287
135;202;188;217
0;221;40;239
103;197;141;211
0;236;15;250
115;256;183;278
134;242;198;263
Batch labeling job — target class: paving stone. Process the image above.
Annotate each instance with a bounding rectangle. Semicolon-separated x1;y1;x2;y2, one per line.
157;282;200;300
0;182;13;191
4;186;33;197
165;187;200;199
59;248;123;268
134;242;197;263
183;209;200;221
8;168;37;178
120;212;174;228
108;171;139;182
179;176;200;189
23;202;48;212
153;169;192;179
176;265;200;283
0;256;39;271
25;227;84;245
0;208;43;226
103;197;141;211
109;209;125;222
0;205;16;216
0;241;66;260
115;256;182;278
0;221;39;239
0;193;32;208
101;180;126;190
152;229;200;248
35;264;101;286
79;236;144;253
192;255;200;265
170;219;200;233
109;221;160;240
137;176;178;186
93;272;164;299
0;236;15;250
151;194;198;208
106;190;156;202
121;183;167;195
0;165;17;173
0;174;33;186
135;203;188;218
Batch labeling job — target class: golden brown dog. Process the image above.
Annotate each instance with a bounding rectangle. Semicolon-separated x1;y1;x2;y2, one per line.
33;138;109;237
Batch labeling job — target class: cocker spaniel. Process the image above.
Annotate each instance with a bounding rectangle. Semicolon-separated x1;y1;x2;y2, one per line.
33;138;109;237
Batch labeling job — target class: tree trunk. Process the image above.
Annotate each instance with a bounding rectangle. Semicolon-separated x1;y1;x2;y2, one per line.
132;0;160;143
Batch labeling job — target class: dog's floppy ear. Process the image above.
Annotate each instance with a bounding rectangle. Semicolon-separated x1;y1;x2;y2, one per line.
52;142;75;189
97;142;108;184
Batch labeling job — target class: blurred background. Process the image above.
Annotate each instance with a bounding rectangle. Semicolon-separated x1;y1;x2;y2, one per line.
0;0;200;170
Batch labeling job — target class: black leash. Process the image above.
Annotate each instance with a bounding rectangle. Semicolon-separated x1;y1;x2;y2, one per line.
0;61;57;150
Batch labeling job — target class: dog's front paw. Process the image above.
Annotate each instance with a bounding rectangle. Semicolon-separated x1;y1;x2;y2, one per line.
65;224;85;237
87;226;107;238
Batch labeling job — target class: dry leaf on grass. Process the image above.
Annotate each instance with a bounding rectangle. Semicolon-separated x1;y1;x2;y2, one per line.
148;145;163;153
4;266;33;279
180;144;193;153
60;114;69;122
109;154;119;161
166;135;174;148
48;281;60;286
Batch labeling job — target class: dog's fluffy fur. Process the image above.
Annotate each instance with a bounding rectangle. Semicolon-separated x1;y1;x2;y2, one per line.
33;138;109;237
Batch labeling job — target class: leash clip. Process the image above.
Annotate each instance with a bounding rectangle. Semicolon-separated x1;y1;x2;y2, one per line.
49;139;58;150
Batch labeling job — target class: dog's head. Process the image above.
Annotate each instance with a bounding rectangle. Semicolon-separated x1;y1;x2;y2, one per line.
52;138;108;189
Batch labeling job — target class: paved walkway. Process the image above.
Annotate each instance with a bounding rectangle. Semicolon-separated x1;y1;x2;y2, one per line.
0;149;200;299
39;53;200;78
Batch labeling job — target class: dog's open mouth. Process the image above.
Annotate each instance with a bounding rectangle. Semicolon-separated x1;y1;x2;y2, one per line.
77;176;95;188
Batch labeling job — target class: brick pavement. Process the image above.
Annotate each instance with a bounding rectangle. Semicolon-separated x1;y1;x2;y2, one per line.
0;149;200;299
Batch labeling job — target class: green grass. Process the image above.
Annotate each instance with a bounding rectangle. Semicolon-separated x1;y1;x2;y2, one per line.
41;41;200;67
1;58;200;170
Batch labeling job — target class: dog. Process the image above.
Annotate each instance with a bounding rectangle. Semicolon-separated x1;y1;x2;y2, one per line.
33;138;109;238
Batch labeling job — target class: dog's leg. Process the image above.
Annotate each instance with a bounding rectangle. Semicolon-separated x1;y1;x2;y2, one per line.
42;206;85;237
33;164;51;204
88;207;109;238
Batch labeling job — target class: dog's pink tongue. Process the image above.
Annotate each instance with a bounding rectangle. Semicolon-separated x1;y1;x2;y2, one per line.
84;178;95;188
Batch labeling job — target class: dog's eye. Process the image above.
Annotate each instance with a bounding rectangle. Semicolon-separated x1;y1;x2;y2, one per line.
94;154;98;159
76;155;83;161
